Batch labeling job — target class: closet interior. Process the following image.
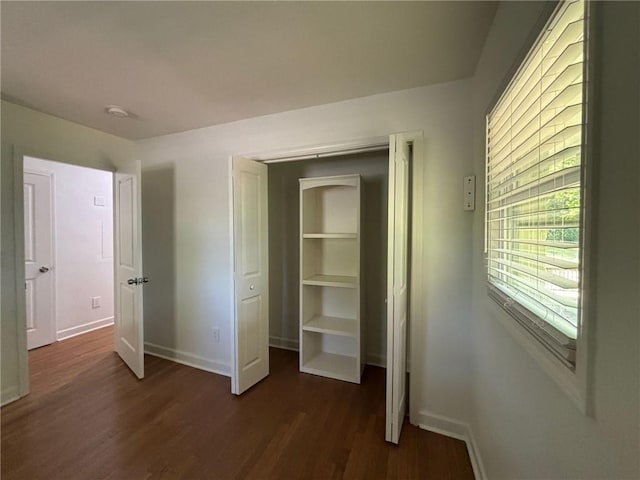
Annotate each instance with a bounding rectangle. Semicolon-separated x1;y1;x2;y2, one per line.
267;149;389;382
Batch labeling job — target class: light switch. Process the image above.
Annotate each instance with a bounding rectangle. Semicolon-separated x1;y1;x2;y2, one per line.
94;195;106;207
463;175;476;211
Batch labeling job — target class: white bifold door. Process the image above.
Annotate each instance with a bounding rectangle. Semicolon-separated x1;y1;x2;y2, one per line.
231;156;269;395
114;160;145;379
386;134;410;444
23;170;55;350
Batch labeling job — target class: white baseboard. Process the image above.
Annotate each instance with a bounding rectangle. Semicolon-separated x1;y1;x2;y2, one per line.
57;316;114;341
144;342;231;377
366;353;386;368
417;409;487;480
269;336;387;367
269;335;299;351
1;385;20;407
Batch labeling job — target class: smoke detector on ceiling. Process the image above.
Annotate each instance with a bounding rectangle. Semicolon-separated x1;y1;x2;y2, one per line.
105;105;131;118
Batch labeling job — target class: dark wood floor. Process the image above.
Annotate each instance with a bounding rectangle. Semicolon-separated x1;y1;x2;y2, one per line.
1;326;474;480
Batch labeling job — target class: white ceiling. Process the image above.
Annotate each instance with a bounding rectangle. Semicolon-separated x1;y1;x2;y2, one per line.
1;1;497;140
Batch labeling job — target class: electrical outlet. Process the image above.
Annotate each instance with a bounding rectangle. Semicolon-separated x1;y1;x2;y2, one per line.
212;327;220;343
91;296;101;309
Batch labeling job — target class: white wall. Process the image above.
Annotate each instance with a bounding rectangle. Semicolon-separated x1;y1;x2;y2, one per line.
23;156;114;340
137;79;475;422
470;2;640;478
1;100;134;405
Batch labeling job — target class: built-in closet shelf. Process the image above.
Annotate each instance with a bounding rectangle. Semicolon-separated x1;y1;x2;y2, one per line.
303;233;357;239
300;174;362;384
302;274;357;288
303;315;357;337
301;352;357;383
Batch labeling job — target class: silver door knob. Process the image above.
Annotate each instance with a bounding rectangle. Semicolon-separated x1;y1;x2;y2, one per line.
39;266;49;273
127;278;139;285
142;277;149;284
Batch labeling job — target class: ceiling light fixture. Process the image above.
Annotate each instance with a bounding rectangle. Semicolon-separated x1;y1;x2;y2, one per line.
105;105;130;118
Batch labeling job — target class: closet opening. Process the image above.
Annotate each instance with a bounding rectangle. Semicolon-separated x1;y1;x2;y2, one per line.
268;150;390;378
231;132;422;444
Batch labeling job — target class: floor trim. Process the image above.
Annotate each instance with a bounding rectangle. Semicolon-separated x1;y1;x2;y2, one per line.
365;353;386;368
417;409;486;480
57;317;114;341
269;335;299;352
144;342;231;377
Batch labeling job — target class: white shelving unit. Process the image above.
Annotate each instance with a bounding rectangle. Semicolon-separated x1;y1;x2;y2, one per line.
299;174;363;383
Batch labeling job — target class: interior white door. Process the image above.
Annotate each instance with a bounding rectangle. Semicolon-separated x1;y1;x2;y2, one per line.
114;160;144;379
24;171;55;350
386;134;410;444
232;156;269;394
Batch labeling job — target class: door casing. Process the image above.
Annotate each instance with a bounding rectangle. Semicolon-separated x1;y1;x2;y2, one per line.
9;147;132;402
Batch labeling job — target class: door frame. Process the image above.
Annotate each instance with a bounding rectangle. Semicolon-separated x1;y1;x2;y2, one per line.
9;146;118;402
228;132;425;427
23;166;57;350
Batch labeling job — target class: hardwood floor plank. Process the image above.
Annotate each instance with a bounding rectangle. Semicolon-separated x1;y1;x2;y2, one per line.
1;326;474;480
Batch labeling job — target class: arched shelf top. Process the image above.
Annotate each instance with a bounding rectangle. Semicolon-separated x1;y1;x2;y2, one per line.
299;174;360;190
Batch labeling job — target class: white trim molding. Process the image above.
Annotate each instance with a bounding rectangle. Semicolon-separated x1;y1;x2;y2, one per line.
144;342;231;377
417;409;487;480
13;147;30;400
269;335;299;352
365;353;386;368
243;135;389;164
56;316;114;341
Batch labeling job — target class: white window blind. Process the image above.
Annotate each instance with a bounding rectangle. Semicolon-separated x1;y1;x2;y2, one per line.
486;0;587;368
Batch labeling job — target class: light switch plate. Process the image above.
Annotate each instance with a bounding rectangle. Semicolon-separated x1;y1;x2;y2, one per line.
94;195;106;207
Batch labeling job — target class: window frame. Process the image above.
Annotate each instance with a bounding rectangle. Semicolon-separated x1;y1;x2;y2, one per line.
484;0;597;414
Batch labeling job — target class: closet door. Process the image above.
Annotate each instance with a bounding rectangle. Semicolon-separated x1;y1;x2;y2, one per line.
386;134;410;444
231;156;269;394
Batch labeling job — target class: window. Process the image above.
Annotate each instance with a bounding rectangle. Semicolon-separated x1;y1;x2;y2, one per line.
486;0;587;369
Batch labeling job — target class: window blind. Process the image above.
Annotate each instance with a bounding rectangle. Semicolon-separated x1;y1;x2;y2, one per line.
486;0;587;368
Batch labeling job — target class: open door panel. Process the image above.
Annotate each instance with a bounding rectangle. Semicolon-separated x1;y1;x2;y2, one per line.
386;134;410;443
114;160;144;379
231;156;269;394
